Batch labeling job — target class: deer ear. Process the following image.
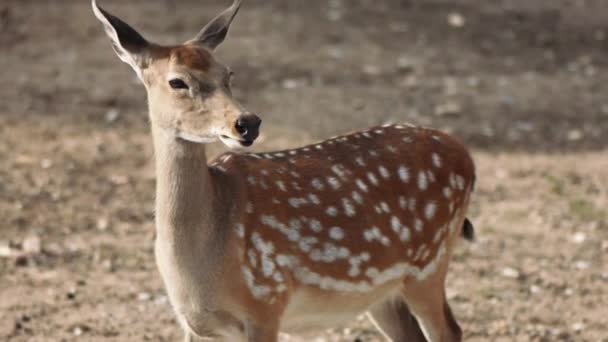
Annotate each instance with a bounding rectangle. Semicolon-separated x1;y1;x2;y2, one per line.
191;0;242;50
92;0;150;80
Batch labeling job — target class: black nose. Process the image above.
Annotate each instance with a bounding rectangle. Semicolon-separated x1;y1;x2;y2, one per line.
235;114;262;142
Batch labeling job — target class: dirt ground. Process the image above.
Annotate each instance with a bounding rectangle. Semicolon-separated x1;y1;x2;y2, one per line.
1;0;607;341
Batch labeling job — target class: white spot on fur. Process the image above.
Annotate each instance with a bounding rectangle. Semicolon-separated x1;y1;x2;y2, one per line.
355;157;366;167
329;227;345;240
443;187;453;198
378;166;390;179
351;191;364;204
398;166;410;183
326;206;338;216
308;193;321;205
367;172;379;186
288;197;308;208
456;174;466;190
327;177;341;190
415;218;424;232
235;223;245;238
425;202;437;220
247;249;257;267
399;196;407;210
363;226;391;246
309;219;323;233
408;198;417;211
298;236;318;253
432;153;442;168
331;164;347;178
276;180;287;192
311;178;325;191
245;202;254;214
342;198;356;217
418;171;428;190
390;216;401;234
242;266;271;299
356;179;368;192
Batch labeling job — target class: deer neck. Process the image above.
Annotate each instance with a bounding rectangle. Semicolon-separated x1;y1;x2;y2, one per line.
151;126;215;244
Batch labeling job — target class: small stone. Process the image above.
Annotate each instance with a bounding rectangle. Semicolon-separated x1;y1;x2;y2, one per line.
594;30;606;41
67;288;77;300
530;285;541;294
109;175;129;185
396;56;415;72
447;13;466;28
574;260;590;270
40;159;53;169
73;326;83;336
363;64;381;76
0;241;12;257
501;267;519;278
281;79;299;89
327;47;344;60
572;232;586;244
105;108;120;123
23;235;41;255
435;102;462;117
567;130;583;141
96;218;109;231
571;322;585;332
154;295;168;305
327;9;342;21
137;292;152;301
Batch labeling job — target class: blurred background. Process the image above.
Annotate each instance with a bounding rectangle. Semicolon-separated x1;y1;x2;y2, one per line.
0;0;606;341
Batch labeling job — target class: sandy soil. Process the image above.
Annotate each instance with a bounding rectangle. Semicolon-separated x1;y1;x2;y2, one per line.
1;0;607;341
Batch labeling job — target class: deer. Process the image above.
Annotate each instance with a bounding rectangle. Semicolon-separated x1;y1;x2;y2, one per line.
92;0;476;341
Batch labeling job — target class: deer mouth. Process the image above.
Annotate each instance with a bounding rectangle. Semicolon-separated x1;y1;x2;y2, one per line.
220;135;255;148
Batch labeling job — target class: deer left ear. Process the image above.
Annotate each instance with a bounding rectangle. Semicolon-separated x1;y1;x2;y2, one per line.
191;0;242;50
92;0;150;81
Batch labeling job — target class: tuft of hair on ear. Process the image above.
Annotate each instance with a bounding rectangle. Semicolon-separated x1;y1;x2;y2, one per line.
192;0;243;50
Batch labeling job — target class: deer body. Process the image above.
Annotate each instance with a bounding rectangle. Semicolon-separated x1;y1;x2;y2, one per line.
155;124;474;341
92;1;475;341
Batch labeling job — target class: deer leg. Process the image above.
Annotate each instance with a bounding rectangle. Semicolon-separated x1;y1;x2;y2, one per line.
401;258;462;342
184;331;201;342
245;320;279;342
367;296;427;342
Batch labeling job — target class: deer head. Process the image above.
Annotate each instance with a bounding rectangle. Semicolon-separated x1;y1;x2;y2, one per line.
92;0;261;148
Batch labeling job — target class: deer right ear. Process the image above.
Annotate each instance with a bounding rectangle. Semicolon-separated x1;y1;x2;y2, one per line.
191;0;242;50
92;0;150;81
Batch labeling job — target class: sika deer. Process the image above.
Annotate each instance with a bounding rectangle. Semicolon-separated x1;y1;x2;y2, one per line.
92;1;476;341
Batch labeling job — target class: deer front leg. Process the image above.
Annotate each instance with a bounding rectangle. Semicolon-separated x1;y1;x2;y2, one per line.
246;320;280;342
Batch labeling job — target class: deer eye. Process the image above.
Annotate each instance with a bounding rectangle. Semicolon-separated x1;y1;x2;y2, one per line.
169;79;189;90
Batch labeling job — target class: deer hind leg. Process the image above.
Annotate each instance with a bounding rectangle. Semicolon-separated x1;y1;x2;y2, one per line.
367;295;427;342
401;262;462;342
245;318;280;342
